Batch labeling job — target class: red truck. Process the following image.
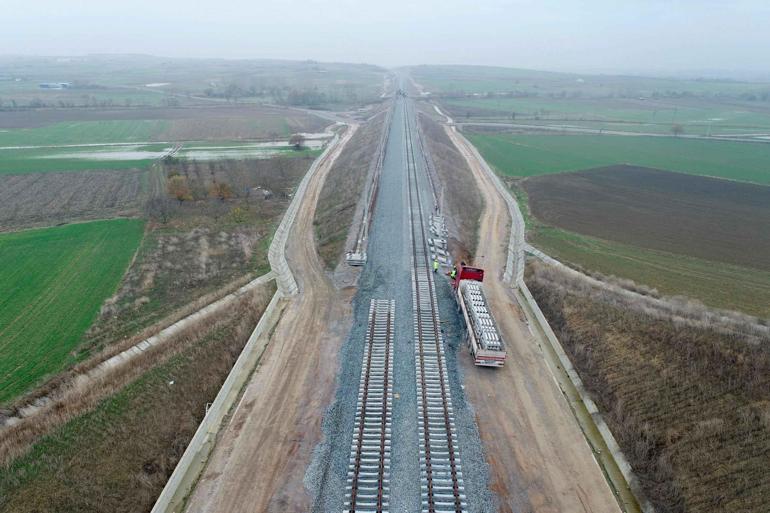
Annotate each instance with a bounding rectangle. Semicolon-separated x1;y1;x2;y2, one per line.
452;265;506;367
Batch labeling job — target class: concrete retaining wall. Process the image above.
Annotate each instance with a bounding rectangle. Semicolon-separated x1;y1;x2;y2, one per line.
269;131;341;296
81;273;275;384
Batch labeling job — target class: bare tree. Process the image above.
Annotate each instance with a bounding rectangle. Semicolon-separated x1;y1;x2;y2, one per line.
208;181;234;202
167;175;192;203
144;197;174;224
289;133;306;149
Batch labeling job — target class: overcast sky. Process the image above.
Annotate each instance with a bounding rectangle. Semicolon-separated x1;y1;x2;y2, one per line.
4;0;770;76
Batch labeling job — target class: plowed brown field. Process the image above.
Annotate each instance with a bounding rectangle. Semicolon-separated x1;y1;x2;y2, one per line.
523;165;770;271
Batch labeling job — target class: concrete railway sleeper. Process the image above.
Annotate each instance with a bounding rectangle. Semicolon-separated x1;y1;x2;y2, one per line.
404;101;468;513
344;299;395;513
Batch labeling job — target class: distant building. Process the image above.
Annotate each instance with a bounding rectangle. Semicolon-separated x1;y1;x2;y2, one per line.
38;82;72;90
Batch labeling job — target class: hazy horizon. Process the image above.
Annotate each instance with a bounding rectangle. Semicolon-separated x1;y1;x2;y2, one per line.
4;0;770;79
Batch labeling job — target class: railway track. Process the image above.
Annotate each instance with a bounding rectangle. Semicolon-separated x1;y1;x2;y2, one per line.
344;299;395;513
404;101;468;513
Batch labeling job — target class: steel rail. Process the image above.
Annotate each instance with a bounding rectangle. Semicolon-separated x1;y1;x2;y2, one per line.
404;100;467;513
344;299;395;513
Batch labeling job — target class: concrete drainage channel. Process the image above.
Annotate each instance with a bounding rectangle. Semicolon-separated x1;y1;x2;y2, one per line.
150;127;345;513
451;126;651;513
0;273;275;428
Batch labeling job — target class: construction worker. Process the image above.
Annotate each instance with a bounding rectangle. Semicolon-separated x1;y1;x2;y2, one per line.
433;257;439;273
450;265;457;280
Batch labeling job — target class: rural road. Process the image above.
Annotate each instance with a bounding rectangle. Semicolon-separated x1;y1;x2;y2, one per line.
446;126;621;513
184;124;357;513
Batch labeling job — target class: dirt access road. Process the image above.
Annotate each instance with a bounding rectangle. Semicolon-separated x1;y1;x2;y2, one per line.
446;126;621;513
185;125;357;513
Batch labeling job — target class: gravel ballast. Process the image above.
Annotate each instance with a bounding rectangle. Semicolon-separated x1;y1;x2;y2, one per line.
307;99;494;512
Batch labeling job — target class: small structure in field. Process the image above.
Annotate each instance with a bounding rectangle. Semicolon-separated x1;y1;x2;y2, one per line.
252;186;273;200
289;133;306;149
38;82;72;90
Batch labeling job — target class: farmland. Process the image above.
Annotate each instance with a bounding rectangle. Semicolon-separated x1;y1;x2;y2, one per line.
442;96;770;136
408;64;770;99
518;165;770;316
413;64;770;138
523;165;770;270
0;169;144;231
0;146;160;174
0;105;326;135
408;66;770;99
0;140;322;175
527;262;770;513
466;132;770;184
0;219;144;404
0;105;329;175
0;55;386;109
532;226;770;318
0;120;169;146
0;106;327;141
0;78;328;403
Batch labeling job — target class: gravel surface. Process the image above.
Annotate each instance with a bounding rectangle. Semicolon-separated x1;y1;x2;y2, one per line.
307;99;494;512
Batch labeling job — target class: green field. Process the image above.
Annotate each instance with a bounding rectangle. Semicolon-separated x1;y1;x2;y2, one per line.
444;97;770;135
0;219;145;404
0;120;168;147
532;226;770;318
467;132;770;184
